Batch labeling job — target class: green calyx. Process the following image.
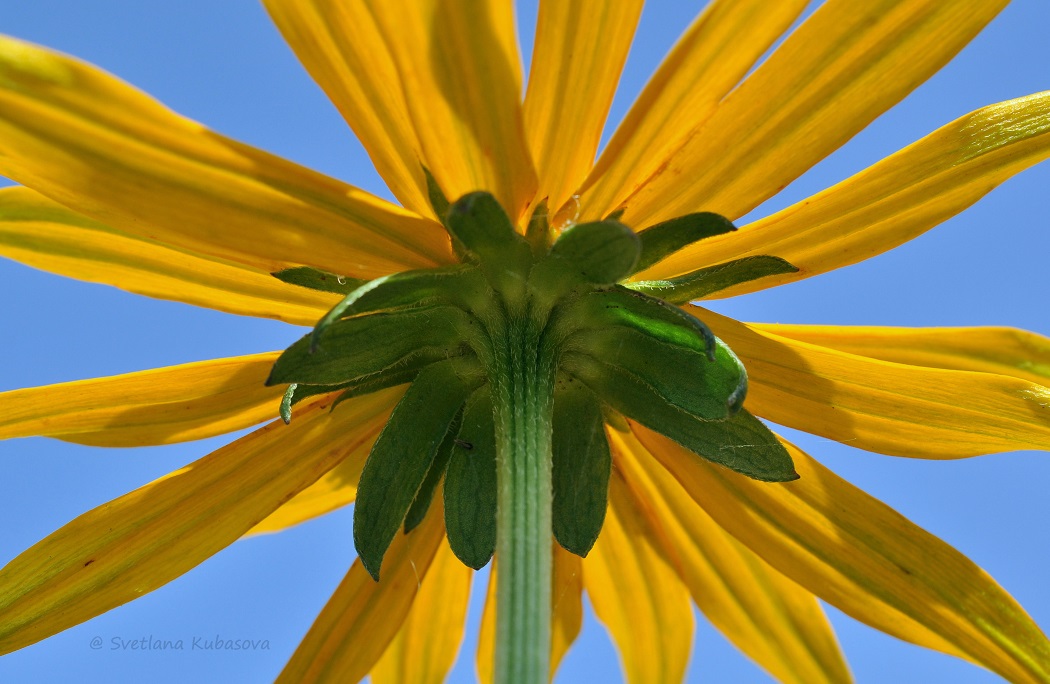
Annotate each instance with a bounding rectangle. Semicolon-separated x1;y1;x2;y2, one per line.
268;189;798;580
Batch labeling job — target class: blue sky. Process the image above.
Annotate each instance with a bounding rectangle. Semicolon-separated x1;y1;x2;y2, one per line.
1;1;1049;682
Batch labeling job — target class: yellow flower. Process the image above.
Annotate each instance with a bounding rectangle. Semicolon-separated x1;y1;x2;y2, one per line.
1;1;1050;683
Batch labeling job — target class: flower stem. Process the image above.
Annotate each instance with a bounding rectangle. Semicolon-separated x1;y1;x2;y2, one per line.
490;315;556;684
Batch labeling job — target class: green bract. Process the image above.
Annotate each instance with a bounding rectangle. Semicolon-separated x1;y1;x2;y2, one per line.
269;190;798;578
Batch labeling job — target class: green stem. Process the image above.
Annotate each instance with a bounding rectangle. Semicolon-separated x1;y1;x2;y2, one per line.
490;315;556;684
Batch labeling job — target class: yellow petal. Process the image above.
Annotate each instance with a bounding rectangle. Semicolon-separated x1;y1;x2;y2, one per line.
702;308;1050;458
622;0;1009;228
549;544;584;677
371;538;472;684
261;0;430;217
636;426;1050;683
0;391;397;655
477;563;498;684
750;323;1050;387
579;0;808;220
0;353;287;447
277;502;446;684
0;186;338;325
249;400;395;535
523;0;643;213
0;35;452;279
611;428;852;684
584;467;693;684
644;92;1050;289
367;0;538;221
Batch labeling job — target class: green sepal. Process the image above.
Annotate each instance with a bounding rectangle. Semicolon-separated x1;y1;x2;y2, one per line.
311;264;483;351
269;305;470;386
525;199;551;256
271;266;367;295
630;255;799;303
446;193;532;299
564;353;797;482
563;286;716;361
633;212;736;274
279;358;477;423
570;326;746;419
443;386;498;569
604;208;626;221
547;220;640;285
551;380;610;557
354;359;482;580
404;408;463;533
423;166;450;222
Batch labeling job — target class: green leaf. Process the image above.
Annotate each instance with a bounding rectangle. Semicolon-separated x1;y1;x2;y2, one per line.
271;266;367;295
404;408;462;533
269;306;470;386
564;353;796;482
444;386;498;569
354;360;480;580
311;264;482;350
570;326;746;419
547;220;640;285
564;286;716;360
630;255;798;303
633;212;736;273
552;381;610;557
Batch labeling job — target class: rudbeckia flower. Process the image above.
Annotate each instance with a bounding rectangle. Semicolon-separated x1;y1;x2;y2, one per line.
2;1;1050;683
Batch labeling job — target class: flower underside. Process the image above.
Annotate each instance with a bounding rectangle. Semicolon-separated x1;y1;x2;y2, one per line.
269;182;801;579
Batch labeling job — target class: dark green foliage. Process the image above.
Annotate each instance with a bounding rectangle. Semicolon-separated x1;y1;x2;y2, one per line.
444;387;498;569
552;382;610;556
353;360;481;580
633;212;736;273
271;266;367;295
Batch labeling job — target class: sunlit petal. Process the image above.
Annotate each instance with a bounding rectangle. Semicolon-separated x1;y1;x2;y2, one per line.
644;93;1050;289
0;392;396;654
249;404;395;536
702;308;1050;458
611;428;852;684
623;0;1008;227
0;35;452;279
580;0;807;220
523;0;643;213
0;186;338;325
584;467;693;684
261;0;430;216
750;323;1050;387
367;0;537;221
276;503;446;683
0;353;286;447
371;537;472;684
637;426;1050;683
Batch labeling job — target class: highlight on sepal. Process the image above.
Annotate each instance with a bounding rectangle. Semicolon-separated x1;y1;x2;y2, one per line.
563;352;795;482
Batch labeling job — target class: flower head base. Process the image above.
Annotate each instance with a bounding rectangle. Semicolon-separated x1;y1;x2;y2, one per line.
269;189;799;579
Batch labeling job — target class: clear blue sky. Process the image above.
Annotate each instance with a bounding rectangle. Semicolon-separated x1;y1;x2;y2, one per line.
2;2;1049;682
